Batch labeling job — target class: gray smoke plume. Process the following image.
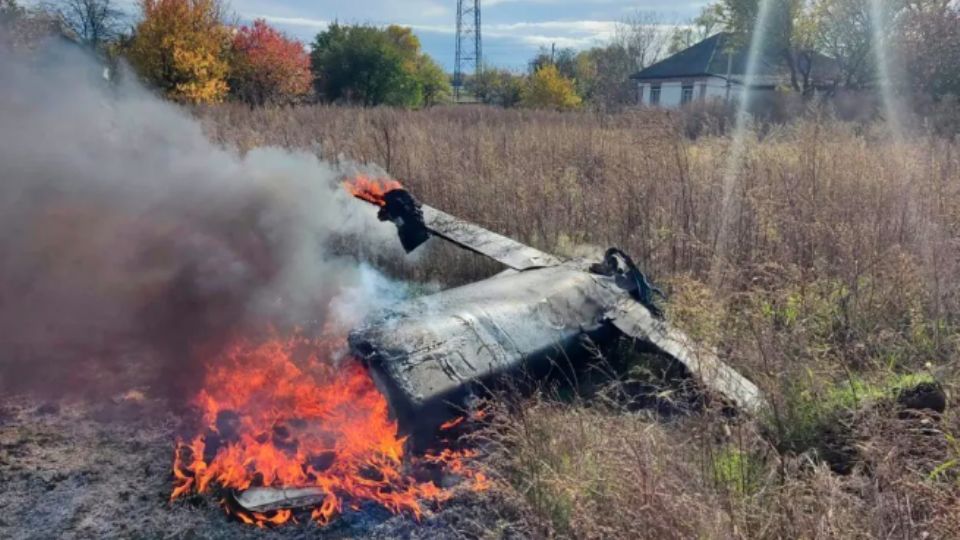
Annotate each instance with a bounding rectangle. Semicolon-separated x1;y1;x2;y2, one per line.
0;38;405;399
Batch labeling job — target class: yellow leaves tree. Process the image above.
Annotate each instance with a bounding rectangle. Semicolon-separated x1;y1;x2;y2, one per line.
521;64;582;110
127;0;230;103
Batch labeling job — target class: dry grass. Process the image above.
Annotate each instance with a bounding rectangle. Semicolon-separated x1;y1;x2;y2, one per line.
194;103;960;539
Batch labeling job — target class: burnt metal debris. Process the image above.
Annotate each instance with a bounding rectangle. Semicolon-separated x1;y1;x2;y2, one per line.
377;187;561;269
379;189;430;253
590;247;667;318
349;187;767;437
234;487;327;513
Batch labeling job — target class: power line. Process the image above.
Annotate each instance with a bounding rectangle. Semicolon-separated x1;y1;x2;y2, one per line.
453;0;481;100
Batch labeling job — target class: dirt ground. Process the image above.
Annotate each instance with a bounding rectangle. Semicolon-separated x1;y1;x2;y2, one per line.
0;395;529;540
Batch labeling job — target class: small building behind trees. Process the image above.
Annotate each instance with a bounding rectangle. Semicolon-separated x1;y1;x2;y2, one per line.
631;32;838;108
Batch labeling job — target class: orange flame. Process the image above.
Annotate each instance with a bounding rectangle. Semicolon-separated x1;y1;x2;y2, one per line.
343;175;403;206
171;334;488;527
439;416;465;431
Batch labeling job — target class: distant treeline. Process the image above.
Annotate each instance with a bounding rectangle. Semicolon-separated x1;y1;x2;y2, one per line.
467;0;960;111
0;0;448;107
2;0;957;113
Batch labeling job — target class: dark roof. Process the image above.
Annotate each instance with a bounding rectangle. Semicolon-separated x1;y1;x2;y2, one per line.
631;32;837;84
632;33;768;80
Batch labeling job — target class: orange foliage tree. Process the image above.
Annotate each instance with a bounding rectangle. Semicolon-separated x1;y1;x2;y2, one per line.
127;0;230;103
229;19;312;105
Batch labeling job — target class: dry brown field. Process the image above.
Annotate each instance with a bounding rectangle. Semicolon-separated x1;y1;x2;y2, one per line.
189;104;960;538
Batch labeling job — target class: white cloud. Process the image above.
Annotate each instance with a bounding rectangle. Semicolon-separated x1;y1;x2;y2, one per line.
253;15;331;29
489;20;618;44
491;20;618;33
514;34;601;48
405;23;456;34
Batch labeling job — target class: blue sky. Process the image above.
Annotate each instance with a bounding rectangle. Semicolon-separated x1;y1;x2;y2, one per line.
227;0;705;71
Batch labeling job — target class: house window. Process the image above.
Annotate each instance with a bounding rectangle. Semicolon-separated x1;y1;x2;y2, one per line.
637;84;644;104
650;85;661;105
681;84;694;105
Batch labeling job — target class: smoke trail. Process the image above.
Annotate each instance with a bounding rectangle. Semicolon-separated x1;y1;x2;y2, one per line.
0;37;404;399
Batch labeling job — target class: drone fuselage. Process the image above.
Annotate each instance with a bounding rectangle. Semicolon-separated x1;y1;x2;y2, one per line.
348;260;627;434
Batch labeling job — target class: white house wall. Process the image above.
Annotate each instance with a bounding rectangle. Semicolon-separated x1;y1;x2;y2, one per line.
659;82;683;107
703;76;734;101
637;76;742;108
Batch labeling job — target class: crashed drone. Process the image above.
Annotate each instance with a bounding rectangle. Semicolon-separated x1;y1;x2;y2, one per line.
229;178;767;516
346;179;766;435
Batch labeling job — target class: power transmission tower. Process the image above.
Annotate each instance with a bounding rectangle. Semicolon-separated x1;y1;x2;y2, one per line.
453;0;482;100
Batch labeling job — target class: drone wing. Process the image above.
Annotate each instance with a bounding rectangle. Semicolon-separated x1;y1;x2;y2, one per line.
420;205;561;270
352;184;561;271
607;299;767;415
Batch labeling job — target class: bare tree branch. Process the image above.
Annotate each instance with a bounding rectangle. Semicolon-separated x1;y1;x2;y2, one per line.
613;11;670;72
43;0;124;47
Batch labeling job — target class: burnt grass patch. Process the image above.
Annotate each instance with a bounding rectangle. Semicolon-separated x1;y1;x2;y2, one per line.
0;393;531;540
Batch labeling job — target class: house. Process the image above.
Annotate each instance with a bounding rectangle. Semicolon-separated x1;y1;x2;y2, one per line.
630;32;838;108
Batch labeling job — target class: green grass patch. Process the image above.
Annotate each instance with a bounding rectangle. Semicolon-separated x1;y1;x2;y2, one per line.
770;371;937;462
711;446;766;497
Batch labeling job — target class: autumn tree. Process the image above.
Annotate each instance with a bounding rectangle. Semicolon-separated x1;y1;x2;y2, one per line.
521;64;581;110
310;23;449;107
127;0;230;103
229;19;311;105
383;25;449;105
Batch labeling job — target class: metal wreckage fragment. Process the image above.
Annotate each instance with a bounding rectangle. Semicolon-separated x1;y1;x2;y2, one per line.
234;487;327;513
349;185;766;428
235;183;766;513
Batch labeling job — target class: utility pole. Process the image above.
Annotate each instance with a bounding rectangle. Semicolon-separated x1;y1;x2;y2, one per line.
454;0;482;101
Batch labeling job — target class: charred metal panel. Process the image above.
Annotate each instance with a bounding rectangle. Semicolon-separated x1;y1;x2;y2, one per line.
234;487;326;513
420;205;562;270
349;264;620;431
607;299;767;415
